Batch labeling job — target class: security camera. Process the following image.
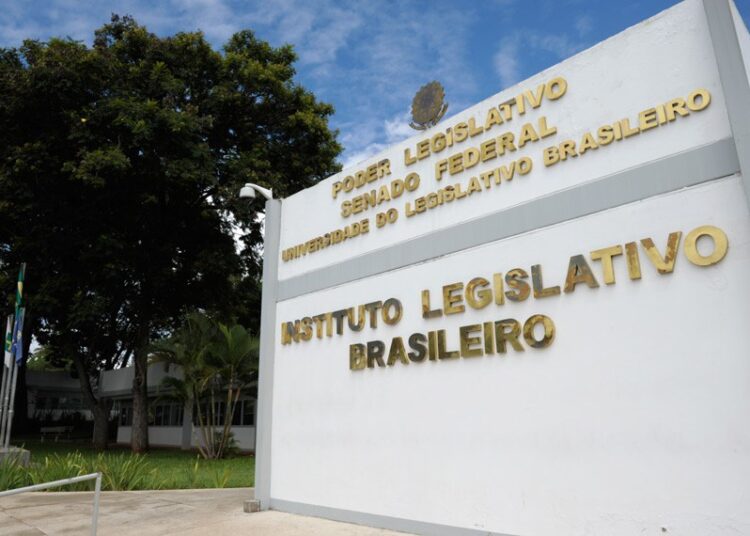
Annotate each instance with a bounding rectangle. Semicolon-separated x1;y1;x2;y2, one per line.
239;183;273;201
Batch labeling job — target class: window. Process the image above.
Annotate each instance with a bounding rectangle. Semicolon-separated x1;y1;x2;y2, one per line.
169;404;183;426
149;403;184;426
191;399;255;426
230;402;242;426
119;404;132;426
117;402;187;427
241;399;255;426
154;405;164;426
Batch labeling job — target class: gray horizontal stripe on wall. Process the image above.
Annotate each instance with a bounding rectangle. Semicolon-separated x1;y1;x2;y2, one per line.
278;137;739;302
270;499;517;536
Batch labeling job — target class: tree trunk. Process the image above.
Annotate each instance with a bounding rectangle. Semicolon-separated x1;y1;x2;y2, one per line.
130;323;151;453
71;351;109;450
91;401;111;450
131;351;149;452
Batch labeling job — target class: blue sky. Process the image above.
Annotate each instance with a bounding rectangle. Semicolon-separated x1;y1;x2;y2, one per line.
2;0;749;168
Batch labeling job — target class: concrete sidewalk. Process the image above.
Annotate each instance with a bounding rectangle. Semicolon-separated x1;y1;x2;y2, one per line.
0;488;411;535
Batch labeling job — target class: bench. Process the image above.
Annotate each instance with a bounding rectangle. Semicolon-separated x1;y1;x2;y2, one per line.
40;426;73;443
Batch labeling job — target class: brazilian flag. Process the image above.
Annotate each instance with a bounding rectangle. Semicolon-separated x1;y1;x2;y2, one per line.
11;264;26;365
14;263;24;318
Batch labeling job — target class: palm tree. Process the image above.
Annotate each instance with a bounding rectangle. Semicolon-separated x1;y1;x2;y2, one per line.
151;313;258;459
209;323;259;458
150;312;216;457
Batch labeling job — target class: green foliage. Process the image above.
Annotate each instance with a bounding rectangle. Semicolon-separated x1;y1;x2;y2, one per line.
0;459;31;490
27;453;92;491
210;467;232;489
0;14;341;450
151;312;258;459
93;453;163;491
1;442;254;491
5;452;163;491
182;457;203;489
25;346;67;372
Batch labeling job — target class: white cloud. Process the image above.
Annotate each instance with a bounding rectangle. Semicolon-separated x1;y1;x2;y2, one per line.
342;143;389;170
493;30;587;89
494;36;520;89
341;110;413;169
243;0;363;67
575;15;593;37
384;111;412;144
528;32;586;58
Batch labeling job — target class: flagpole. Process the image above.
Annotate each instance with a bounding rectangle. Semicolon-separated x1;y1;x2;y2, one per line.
2;264;26;451
3;357;17;450
3;308;24;450
0;315;13;449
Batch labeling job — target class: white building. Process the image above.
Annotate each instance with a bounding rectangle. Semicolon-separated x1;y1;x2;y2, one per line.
99;364;256;451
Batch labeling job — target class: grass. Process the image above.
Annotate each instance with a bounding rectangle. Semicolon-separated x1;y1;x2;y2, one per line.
1;439;254;492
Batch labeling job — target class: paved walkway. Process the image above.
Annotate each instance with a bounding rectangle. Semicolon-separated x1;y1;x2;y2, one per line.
0;488;411;535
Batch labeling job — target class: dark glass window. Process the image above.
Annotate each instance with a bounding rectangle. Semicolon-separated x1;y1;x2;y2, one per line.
241;400;255;426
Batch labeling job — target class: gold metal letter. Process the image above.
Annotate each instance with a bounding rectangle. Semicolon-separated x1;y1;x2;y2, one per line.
564;255;600;292
641;232;681;274
466;277;492;309
522;315;555;349
590;245;623;285
494;319;524;353
382;298;403;325
459;324;483;358
350;344;366;370
684;225;728;266
422;290;443;318
625;242;642;280
437;330;460;359
505;269;530;302
443;282;466;315
366;341;386;368
408;333;427;362
387;337;410;366
531;264;561;298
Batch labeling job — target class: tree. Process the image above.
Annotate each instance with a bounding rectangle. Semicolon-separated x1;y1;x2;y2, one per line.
151;312;258;459
209;322;259;457
0;15;341;451
151;312;216;452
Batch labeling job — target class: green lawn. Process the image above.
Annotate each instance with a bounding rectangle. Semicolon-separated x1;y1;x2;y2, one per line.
3;439;254;491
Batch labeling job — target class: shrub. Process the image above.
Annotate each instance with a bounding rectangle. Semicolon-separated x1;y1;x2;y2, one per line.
27;453;91;491
210;467;231;488
92;453;165;491
179;457;203;489
0;459;31;491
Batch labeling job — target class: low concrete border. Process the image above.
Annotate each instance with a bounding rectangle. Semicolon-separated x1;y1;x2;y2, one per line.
271;499;516;536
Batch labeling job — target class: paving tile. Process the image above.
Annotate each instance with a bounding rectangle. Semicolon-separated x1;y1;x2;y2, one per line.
0;489;412;536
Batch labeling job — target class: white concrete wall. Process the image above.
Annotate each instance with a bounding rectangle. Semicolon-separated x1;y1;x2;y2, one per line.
116;425;256;451
271;176;750;535
277;0;731;281
268;2;750;533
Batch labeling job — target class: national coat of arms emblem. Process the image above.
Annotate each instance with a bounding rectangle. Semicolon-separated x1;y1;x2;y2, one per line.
409;81;449;130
